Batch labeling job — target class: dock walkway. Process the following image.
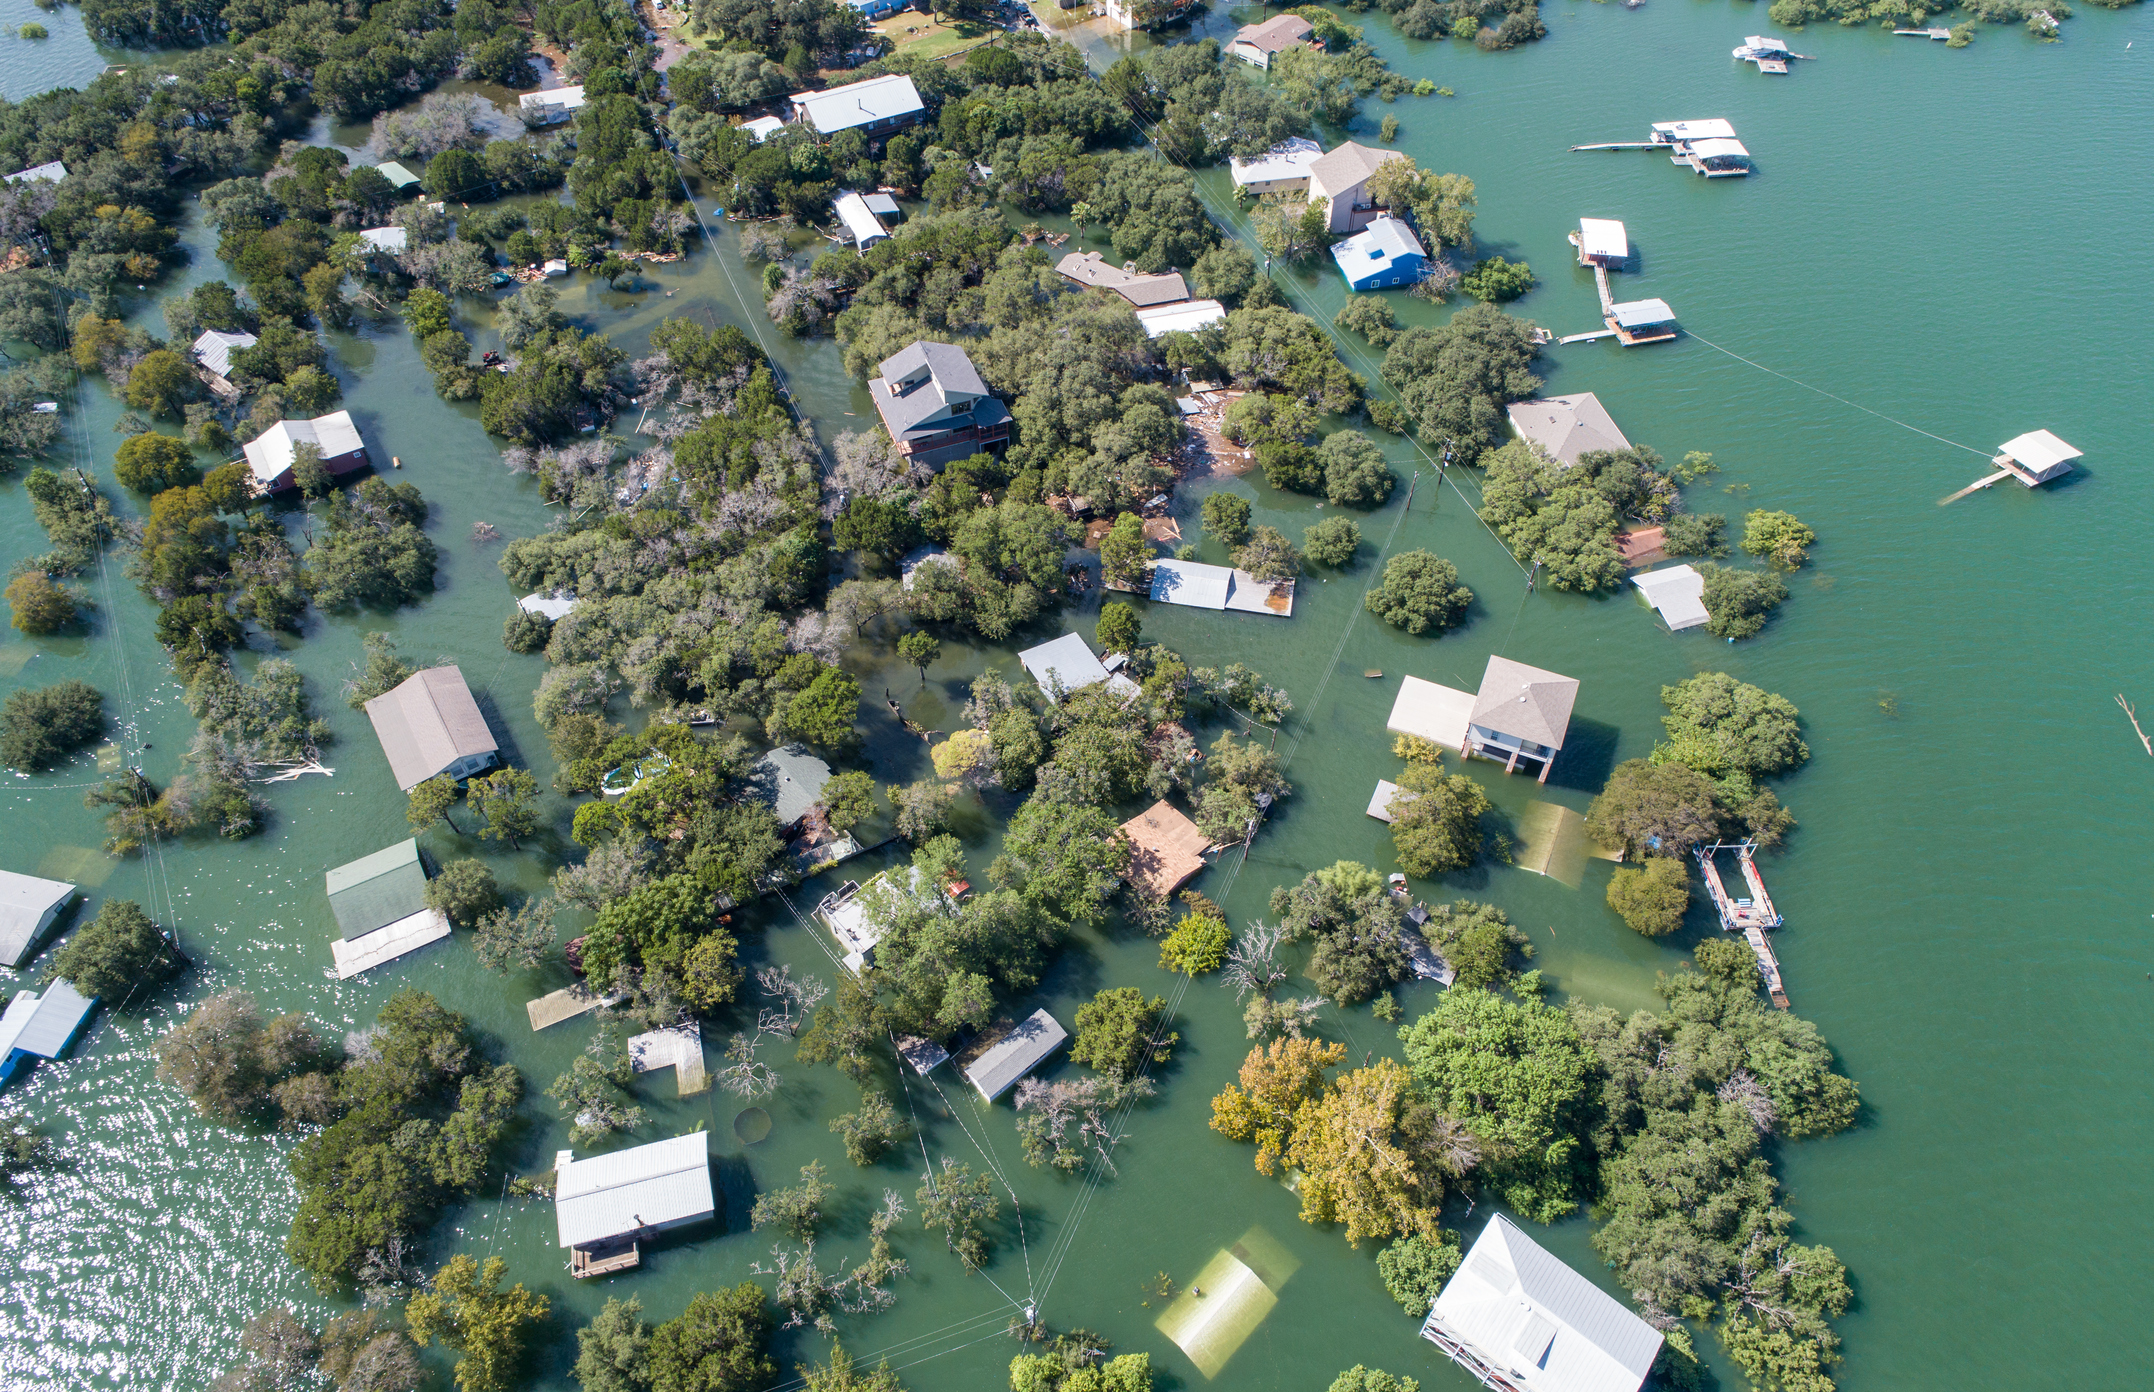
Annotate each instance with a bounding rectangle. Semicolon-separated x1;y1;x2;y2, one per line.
1696;841;1790;1007
628;1020;707;1095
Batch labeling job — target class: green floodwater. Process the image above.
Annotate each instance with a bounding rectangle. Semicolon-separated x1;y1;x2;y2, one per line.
4;5;2154;1388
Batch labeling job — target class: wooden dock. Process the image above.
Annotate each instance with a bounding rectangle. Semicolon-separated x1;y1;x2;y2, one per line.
1696;841;1790;1008
628;1020;707;1096
526;983;625;1031
1568;141;1660;152
1559;329;1618;345
571;1239;641;1278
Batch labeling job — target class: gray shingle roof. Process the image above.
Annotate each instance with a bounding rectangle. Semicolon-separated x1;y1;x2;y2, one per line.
1506;393;1632;467
871;341;991;436
748;745;834;827
1470;656;1579;751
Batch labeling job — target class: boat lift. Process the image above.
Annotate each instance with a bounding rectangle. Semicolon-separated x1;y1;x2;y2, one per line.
1695;840;1790;1008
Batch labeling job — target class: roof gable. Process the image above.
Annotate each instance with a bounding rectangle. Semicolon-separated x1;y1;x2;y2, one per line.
1430;1215;1662;1392
1309;141;1400;193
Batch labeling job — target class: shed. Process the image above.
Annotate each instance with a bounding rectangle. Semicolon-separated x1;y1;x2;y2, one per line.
3;160;67;185
554;1132;715;1254
358;226;407;255
364;666;500;791
191;329;259;380
746;745;833;832
519;85;587;125
1385;675;1475;752
0;871;75;969
790;73;925;137
1120;799;1211;899
1018;633;1140;701
741;115;785;142
832;190;891;250
0;980;96;1084
1421;1214;1662;1392
1506;393;1630;467
1631;565;1709;631
242;410;368;491
1465;656;1578;783
964;1009;1069;1101
1994;429;2081;485
1576;218;1628;265
1229;136;1323;194
1330;215;1426;291
1133;299;1227;338
372;160;421;190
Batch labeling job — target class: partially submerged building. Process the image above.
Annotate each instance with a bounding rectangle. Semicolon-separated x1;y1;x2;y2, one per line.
866;340;1011;469
1421;1214;1662;1392
1018;632;1141;702
1229;137;1323;195
371;160;421;191
1331;215;1425;291
964;1008;1069;1101
191;328;258;381
364;666;500;791
0;870;75;969
326;838;451;980
746;745;833;836
3;160;67;185
1228;14;1318;68
1147;557;1294;616
242;410;368;492
1992;429;2082;486
0;980;96;1086
1506;393;1631;467
1385;675;1476;753
1054;251;1192;309
832;190;897;250
555;1132;716;1277
818;865;950;972
519;85;587;125
1307;140;1406;234
1134;299;1227;338
1463;656;1579;783
1606;298;1677;346
1119;799;1211;900
790;73;925;137
1631;565;1709;631
1573;217;1628;268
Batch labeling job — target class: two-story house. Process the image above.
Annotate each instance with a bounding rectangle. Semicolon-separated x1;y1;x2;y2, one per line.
866;341;1010;470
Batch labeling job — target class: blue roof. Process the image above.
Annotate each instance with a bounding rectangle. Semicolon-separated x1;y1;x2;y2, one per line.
1331;216;1426;289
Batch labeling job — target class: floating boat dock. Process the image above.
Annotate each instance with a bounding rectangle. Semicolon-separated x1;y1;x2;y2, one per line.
1696;840;1789;1008
1895;26;1952;38
1942;429;2083;504
1733;35;1812;74
1572;119;1752;177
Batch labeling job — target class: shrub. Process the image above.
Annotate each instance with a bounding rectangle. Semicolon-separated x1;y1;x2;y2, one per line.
1232;525;1300;582
1377;1232;1462;1316
1459;256;1535;303
1700;564;1788;640
502;608;552;653
1365;551;1471;635
1159;912;1231;975
1318;430;1395;507
1070;987;1175;1081
1388;762;1491;878
1606;855;1690;936
1096;601;1141;655
1201;491;1252;547
1;679;104;771
1740;509;1815;568
426;859;503;927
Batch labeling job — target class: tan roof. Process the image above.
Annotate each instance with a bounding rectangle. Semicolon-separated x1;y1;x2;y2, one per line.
364;666;498;790
1308;141;1401;195
1119;799;1210;899
1506;393;1632;467
1469;656;1579;751
1234;13;1316;53
1055;252;1190;308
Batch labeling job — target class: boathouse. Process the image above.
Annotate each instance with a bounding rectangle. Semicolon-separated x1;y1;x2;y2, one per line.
1120;799;1211;900
1575;218;1628;268
1607;299;1677;346
790;73;925;137
519;85;587;125
1507;393;1630;467
1228;14;1318;68
326;838;452;980
1019;633;1141;702
1055;251;1192;309
0;980;96;1086
867;340;1011;469
0;871;75;969
1229;137;1323;195
964;1008;1069;1101
1307;141;1406;234
1331;215;1426;291
1148;558;1294;616
555;1133;716;1277
1650;118;1735;145
1992;429;2082;486
1463;656;1578;783
364;665;500;791
1632;564;1710;631
1681;137;1752;177
242;410;369;492
1421;1214;1662;1392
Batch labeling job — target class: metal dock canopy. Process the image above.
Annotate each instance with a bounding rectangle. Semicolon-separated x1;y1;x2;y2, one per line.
1651;118;1737;143
1994;429;2081;485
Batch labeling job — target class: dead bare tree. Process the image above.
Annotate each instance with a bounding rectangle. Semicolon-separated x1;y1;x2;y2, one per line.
1221;920;1289;1000
754;965;828;1039
2118;694;2152;756
716;1031;780;1100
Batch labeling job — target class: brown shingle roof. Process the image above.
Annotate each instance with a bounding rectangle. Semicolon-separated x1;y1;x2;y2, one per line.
1054;252;1191;308
1119;799;1210;900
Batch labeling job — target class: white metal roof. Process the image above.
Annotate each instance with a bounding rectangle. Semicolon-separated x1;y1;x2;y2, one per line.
1385;675;1474;752
1149;558;1233;609
372;160;420;188
1019;632;1115;700
555;1133;715;1248
519;85;587;115
1997;429;2081;473
4;160;67;185
832;191;889;247
192;329;258;379
0;871;74;968
242;411;366;483
742;115;785;142
1631;564;1710;631
1687;138;1750;160
1228;136;1323;187
792;74;924;135
358;226;407;254
0;980;95;1061
1652;119;1736;141
519;592;578;621
1338;214;1425;265
964;1009;1069;1100
1610;299;1675;329
1134;299;1226;338
1426;1214;1662;1392
1578;218;1628;260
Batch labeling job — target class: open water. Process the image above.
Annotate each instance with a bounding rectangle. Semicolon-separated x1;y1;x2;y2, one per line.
2;4;2151;1388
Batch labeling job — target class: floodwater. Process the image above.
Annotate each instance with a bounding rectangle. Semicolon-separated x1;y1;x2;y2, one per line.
3;5;2153;1389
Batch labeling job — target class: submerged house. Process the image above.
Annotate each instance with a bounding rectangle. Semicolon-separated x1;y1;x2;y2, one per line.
1632;564;1710;631
1228;14;1318;68
1506;393;1631;467
242;410;369;492
555;1132;716;1277
746;745;833;837
364;666;500;791
964;1008;1069;1101
0;871;76;969
191;328;258;381
1133;299;1227;338
1463;656;1578;783
0;980;97;1086
1330;215;1425;291
818;865;951;972
832;190;896;251
1421;1214;1662;1392
1119;799;1211;900
325;838;451;979
790;73;925;137
867;340;1011;469
1017;632;1141;703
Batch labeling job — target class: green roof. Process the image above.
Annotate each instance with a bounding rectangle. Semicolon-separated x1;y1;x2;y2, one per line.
326;839;430;939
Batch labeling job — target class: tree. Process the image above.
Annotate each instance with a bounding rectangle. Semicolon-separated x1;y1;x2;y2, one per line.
1010;1350;1153;1392
775;667;860;749
1379;304;1541;463
1231;525;1299;582
821;770;876;833
886;778;953;843
750;1159;832;1240
1699;564;1788;640
1201;491;1252;547
113;431;199;492
1606;855;1690;936
646;1283;775;1392
1097;511;1149;590
917;1156;997;1269
830;1087;908;1166
1271;861;1406;1005
1458;256;1534;302
1585;759;1725;860
548;1035;646;1147
123;348;197;417
1741;509;1815;568
405;1253;548;1392
1387;760;1490;877
990;798;1128;929
347;632;415;708
1655;672;1809;780
5;573;76;634
469;767;541;849
1317;430;1395;507
1095;601;1141;655
407;773;465;835
1070;987;1174;1081
1288;1058;1461;1247
573;1296;654;1392
1209;1036;1346;1176
426;859;503;927
154;989;327;1126
1377;1233;1460;1317
49;897;179;1000
473;899;557;972
1327;1367;1422;1392
1334;295;1398;346
896;631;939;684
802;1342;904;1392
1159;909;1231;975
1365;551;1470;636
2;679;104;771
1418;900;1531;991
1365;160;1477;249
1399;988;1595;1222
931;728;996;785
1302;515;1361;567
